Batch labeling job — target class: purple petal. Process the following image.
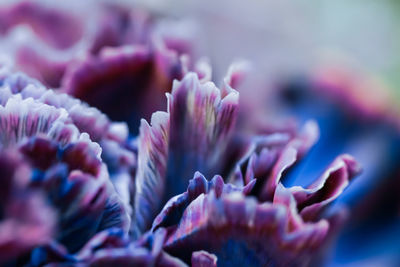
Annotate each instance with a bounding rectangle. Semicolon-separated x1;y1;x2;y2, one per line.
290;154;362;221
20;136;130;252
44;228;188;267
134;71;239;234
165;191;329;266
1;71;137;209
230;120;319;201
62;44;185;132
151;172;255;232
134;111;169;236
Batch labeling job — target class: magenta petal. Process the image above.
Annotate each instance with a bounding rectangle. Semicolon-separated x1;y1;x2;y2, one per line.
261;145;298;200
15;45;69;88
166;72;239;195
0;96;78;148
0;72;110;142
312;65;398;122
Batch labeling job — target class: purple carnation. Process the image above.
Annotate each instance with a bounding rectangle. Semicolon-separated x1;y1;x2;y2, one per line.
2;1;395;266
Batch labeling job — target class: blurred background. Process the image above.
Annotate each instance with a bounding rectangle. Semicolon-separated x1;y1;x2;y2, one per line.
138;0;400;89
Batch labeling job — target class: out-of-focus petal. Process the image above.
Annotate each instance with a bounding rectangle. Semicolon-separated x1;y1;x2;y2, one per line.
35;228;187;267
191;251;218;267
289;154;361;221
62;44;185;133
231;120;319;200
0;151;55;265
0;1;83;49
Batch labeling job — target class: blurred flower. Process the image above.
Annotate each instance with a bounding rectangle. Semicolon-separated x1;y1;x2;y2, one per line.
0;150;55;265
0;1;197;89
61;43;185;134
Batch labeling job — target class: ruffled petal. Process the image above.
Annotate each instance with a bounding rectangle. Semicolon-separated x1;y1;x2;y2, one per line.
152;172;255;232
134;71;239;234
164;191;329;267
0;80;130;253
0;71;136;216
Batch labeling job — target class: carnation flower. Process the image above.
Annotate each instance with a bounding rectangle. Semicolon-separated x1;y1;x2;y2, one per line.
1;1;391;266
